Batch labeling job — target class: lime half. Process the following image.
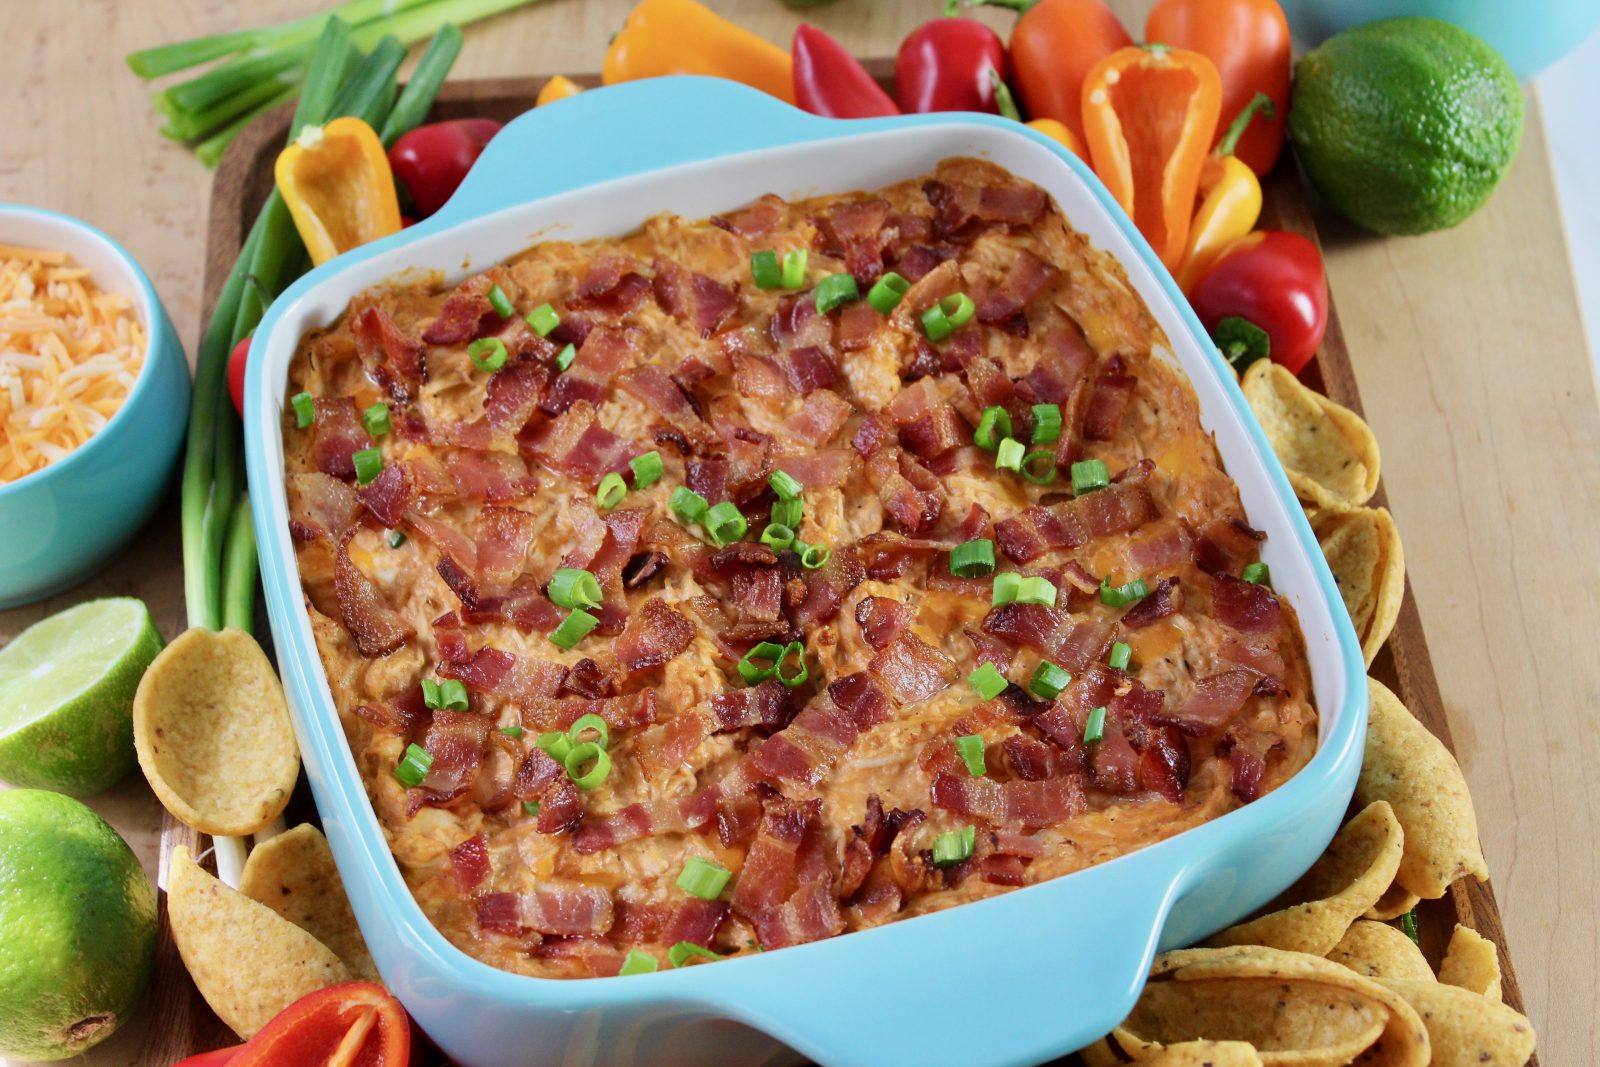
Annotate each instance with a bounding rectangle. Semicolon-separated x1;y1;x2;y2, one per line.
0;598;163;795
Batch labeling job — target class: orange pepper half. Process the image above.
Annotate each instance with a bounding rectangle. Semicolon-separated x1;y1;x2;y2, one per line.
275;117;401;267
602;0;795;105
1081;46;1221;271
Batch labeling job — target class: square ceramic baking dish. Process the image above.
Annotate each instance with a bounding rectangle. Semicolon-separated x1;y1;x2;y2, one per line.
245;77;1367;1067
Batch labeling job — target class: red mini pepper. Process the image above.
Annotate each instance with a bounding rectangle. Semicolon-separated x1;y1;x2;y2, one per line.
792;24;899;118
1188;230;1328;376
387;117;503;219
895;0;1009;114
226;334;251;417
170;982;411;1067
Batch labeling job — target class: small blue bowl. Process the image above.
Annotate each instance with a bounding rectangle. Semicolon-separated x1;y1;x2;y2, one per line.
0;206;190;608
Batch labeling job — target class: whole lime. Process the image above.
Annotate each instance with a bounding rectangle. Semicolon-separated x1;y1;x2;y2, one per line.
0;789;157;1060
1288;16;1523;235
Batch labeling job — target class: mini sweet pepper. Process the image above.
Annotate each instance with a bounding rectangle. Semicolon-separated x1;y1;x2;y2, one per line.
275;117;402;267
1176;91;1273;293
603;0;795;104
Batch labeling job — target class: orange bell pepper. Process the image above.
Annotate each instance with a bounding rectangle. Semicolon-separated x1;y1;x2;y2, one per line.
537;75;584;106
602;0;795;105
1081;46;1221;271
275;117;401;267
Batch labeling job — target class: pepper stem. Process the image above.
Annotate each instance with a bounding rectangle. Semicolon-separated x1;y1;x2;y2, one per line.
989;69;1021;122
975;0;1037;13
1216;92;1276;158
943;0;960;16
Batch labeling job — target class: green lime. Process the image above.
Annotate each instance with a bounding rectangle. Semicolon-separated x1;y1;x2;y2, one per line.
0;598;164;795
1288;16;1523;235
0;789;157;1060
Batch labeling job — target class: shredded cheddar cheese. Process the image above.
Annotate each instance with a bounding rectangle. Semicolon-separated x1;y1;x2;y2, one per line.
0;243;146;483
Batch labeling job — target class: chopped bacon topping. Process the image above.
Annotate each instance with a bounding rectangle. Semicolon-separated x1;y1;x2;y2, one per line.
994;472;1160;563
310;398;371;481
1120;576;1181;628
1195;516;1264;577
711;681;791;732
868;634;955;704
413;710;489;803
287;473;359;540
332;532;413;657
540;325;637;416
976;251;1057;325
781;390;853;446
854;595;913;652
653;257;739;337
813;197;893;285
1212;574;1283;633
1082;364;1137;441
351;303;426;402
614;598;696;673
524;402;644;484
476;886;615;937
930;773;1083;829
449;834;491;894
711;194;784;238
569;256;651;317
1160;669;1259;736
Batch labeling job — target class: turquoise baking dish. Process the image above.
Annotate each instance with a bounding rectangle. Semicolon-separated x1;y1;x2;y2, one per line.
244;77;1367;1067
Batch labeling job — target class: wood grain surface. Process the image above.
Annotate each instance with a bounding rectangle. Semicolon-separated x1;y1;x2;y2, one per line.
2;2;1595;1064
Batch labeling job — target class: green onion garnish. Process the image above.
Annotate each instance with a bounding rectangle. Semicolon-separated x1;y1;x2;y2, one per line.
596;472;627;511
1031;404;1062;444
705;501;748;546
968;663;1008;700
488;284;514;319
737;641;785;685
955;734;987;777
921;292;975;341
996;438;1025;473
1083;706;1107;744
363;401;391;437
1400;909;1420;945
420;678;441;708
931;825;976;866
468;336;508;372
769;468;803;500
393;743;433;788
975;406;1012;451
669;942;721;968
526;302;560;337
500;725;523;738
537;730;573;763
781;248;808;289
1021;450;1057;485
992;571;1023;606
751;250;781;289
291;391;315;428
677;856;732;900
867;272;910;314
555;343;576;371
522;800;540;815
950;539;996;578
564;741;611;789
670;486;710;527
1071;459;1110;496
352;448;383;486
549;608;599;650
1012;575;1058;607
759;523;796;551
631;451;663;489
439;679;468;711
814;272;859;314
619;949;658;976
1242;561;1272;587
798;542;831;570
1029;660;1071;700
771;497;803;530
549;568;603;611
567;712;609;750
776;640;808;688
1100;576;1149;608
1108;642;1133;671
385;529;406;549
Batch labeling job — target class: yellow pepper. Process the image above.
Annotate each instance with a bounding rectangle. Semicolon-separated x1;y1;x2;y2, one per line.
1027;118;1086;161
537;75;583;106
602;0;795;105
1176;92;1273;294
275;117;401;267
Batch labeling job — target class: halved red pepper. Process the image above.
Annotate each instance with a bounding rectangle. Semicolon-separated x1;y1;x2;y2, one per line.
792;24;899;118
895;0;1009;114
172;982;411;1067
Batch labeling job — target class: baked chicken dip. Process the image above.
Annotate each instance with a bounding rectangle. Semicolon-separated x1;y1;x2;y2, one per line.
283;157;1317;978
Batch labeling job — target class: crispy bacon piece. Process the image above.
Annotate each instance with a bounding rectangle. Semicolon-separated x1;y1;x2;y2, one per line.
444;449;535;504
977;251;1057;324
614;598;696;673
569;255;651;317
994;473;1160;563
712;194;785;238
732;569;782;631
837;302;880;352
332;532;413;656
1212;574;1283;633
827;672;894;729
781;390;853;446
746;699;860;787
476;886;614;937
540;325;637;416
570;790;716;854
1003;734;1059;781
770;293;834;352
287;473;359;539
1123;522;1195;574
1090;727;1140;793
774;345;841;394
311;398;371;480
868;449;943;534
525;691;659;734
652;258;739;337
484;359;549;433
930;773;1083;829
898;405;968;460
1017;317;1097;404
1229;740;1268;802
1082;364;1137;441
855;595;913;652
924;177;1047;241
1120;576;1181;628
422;277;498;345
981;604;1114;672
449;834;490;894
431;611;470;665
711;681;791;732
351;303;426;402
1138;723;1191;803
731;351;789;400
357;462;420;526
438;648;567;705
1161;669;1259;736
1195;516;1265;577
665;898;729;949
733;797;843;949
791;548;866;630
414;710;490;803
524;402;644;484
868;634;955;704
774;448;855;491
813;197;893;285
617;364;705;437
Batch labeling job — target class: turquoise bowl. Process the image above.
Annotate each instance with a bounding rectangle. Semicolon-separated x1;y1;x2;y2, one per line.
0;206;189;608
246;79;1367;1067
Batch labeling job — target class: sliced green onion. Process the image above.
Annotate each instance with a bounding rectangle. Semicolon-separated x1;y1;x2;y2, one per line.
669;942;721;968
1108;642;1133;671
522;800;540;816
931;825;976;866
992;571;1023;606
670;486;709;527
798;542;831;570
781;248;808;289
867;271;910;314
776;641;808;688
1242;561;1272;587
420;679;442;709
537;730;573;763
1029;660;1072;700
549;608;599;650
352;448;382;486
385;529;406;549
1071;459;1110;496
705;501;748;547
596;472;627;511
631;451;663;489
921;292;975;341
996;438;1025;473
738;641;785;685
975;406;1012;451
362;401;391;437
771;497;803;530
814;272;859;314
1013;576;1058;607
760;523;796;551
439;679;469;711
500;725;524;738
1083;706;1107;744
526;302;560;337
291;391;316;428
549;568;603;610
468;336;508;372
769;468;803;500
677;856;732;900
487;284;514;318
968;663;1008;700
564;741;611;789
619;949;658;976
751;249;781;289
950;539;996;578
567;713;609;750
1400;909;1420;945
393;743;433;788
1031;404;1062;444
1021;450;1057;485
955;734;987;777
555;343;576;371
1100;575;1149;608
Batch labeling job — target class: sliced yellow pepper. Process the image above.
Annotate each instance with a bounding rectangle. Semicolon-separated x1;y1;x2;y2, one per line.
1176;92;1273;294
1027;118;1086;161
537;75;583;106
275;117;402;267
602;0;795;105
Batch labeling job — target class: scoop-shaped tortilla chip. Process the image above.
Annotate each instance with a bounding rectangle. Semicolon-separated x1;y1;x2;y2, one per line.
1141;1041;1264;1066
1437;925;1501;1001
1327;920;1434;982
1364;883;1422;921
1114;946;1429;1067
167;844;349;1038
1205;802;1404;957
239;824;377;981
1308;505;1404;664
133;628;299;836
1378;979;1534;1066
1076;1037;1124;1067
1242;360;1380;510
1356;678;1488;899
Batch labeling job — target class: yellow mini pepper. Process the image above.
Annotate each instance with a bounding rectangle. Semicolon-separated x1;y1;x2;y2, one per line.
1027;118;1086;161
602;0;795;104
275;117;401;267
537;75;583;106
1176;92;1274;294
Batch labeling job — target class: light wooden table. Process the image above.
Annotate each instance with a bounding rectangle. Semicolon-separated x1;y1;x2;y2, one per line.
2;1;1595;1063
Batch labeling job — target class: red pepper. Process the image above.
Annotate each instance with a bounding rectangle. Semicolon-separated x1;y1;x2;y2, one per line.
792;24;899;118
1189;230;1328;376
895;0;1009;114
227;334;251;417
387;118;503;220
171;1049;242;1067
170;982;411;1067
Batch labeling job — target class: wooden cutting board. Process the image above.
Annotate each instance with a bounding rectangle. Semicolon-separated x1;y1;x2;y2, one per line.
144;72;1535;1066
